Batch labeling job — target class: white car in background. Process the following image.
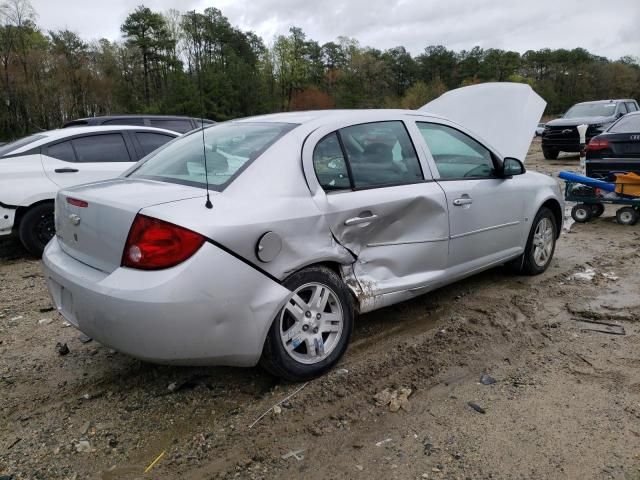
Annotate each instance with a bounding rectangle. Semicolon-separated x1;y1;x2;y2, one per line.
0;126;179;255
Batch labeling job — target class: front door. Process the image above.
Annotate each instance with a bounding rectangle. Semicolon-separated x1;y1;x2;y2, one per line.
415;121;525;270
303;120;450;298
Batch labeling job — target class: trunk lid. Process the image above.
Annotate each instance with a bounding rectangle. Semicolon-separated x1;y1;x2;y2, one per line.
420;82;546;162
55;178;206;273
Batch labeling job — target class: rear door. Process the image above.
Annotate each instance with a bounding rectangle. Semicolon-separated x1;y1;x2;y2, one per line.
41;132;137;189
303;119;449;297
415;121;526;270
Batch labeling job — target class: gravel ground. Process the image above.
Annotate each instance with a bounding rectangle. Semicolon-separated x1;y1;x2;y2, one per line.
1;139;640;480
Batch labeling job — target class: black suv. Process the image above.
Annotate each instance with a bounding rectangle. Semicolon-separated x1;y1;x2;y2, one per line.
63;115;214;134
541;99;639;159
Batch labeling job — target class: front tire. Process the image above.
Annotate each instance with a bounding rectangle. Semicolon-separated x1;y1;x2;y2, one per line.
260;266;354;382
517;207;557;275
18;202;55;257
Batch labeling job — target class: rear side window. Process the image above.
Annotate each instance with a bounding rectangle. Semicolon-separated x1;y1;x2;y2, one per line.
626;102;638;112
71;134;132;163
149;119;193;133
46;141;76;162
313;133;351;190
312;121;423;191
609;114;640;133
417;122;495;179
136;132;175;156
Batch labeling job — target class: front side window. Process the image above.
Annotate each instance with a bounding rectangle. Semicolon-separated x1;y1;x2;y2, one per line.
129;122;296;190
417;122;495;179
72;134;132;163
609;114;640;134
618;103;628;115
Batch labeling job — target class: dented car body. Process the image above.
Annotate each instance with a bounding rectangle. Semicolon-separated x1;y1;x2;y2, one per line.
43;83;563;380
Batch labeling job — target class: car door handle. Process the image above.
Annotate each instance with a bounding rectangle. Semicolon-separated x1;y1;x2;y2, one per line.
344;214;379;226
54;168;79;173
453;197;473;206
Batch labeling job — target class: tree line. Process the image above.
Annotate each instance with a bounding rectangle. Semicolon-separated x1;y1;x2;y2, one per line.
1;0;639;141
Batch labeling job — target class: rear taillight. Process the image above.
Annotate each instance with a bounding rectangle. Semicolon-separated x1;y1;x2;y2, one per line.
586;137;610;151
122;215;205;270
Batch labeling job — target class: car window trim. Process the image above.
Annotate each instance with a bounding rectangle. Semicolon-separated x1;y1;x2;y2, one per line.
415;120;502;180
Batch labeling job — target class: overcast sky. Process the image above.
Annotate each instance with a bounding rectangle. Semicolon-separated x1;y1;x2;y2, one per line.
29;0;639;59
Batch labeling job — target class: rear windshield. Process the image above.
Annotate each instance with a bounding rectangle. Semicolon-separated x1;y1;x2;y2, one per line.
564;103;616;119
0;134;46;157
128;122;296;190
609;114;640;134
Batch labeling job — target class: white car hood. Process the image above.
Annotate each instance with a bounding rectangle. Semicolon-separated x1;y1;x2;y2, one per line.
420;82;546;163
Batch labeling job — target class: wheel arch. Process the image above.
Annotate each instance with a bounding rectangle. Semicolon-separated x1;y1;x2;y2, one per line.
540;198;563;238
13;198;55;233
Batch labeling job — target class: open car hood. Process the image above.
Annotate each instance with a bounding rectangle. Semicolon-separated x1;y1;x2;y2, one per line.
420;82;546;163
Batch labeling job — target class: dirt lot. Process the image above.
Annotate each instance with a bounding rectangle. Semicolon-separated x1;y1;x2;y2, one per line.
2;139;640;480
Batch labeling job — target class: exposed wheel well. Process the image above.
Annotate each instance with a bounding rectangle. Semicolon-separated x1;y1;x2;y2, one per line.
13;199;54;234
541;199;563;238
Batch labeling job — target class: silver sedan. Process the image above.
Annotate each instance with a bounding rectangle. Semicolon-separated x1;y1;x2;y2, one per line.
43;85;562;381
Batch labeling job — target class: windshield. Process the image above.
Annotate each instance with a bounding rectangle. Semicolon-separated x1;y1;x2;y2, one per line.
0;134;46;157
609;114;640;134
564;103;616;119
129;122;296;190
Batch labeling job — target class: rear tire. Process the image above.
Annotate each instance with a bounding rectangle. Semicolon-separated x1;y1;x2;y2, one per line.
616;207;638;226
542;147;559;160
517;207;557;276
571;204;592;223
18;202;55;257
260;266;355;382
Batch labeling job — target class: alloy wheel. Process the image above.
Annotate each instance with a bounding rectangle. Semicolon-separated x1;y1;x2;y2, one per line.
532;217;554;268
279;282;344;365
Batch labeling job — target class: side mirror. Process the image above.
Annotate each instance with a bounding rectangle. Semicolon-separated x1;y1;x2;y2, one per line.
617;112;624;118
502;157;525;177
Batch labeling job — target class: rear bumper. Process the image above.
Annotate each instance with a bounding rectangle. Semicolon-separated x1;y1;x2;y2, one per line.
0;204;16;236
42;238;290;366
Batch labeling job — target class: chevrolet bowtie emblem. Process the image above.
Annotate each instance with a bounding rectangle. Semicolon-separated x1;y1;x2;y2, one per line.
562;129;572;134
69;214;81;226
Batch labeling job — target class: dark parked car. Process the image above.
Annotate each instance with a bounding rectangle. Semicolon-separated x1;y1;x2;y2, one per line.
586;111;640;179
542;99;639;159
63;115;214;134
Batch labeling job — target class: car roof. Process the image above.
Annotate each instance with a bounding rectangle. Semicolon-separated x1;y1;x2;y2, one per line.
575;99;636;105
233;109;447;125
69;114;207;121
7;125;179;155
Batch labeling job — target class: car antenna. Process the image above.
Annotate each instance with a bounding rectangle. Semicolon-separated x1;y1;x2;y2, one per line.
193;12;213;209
